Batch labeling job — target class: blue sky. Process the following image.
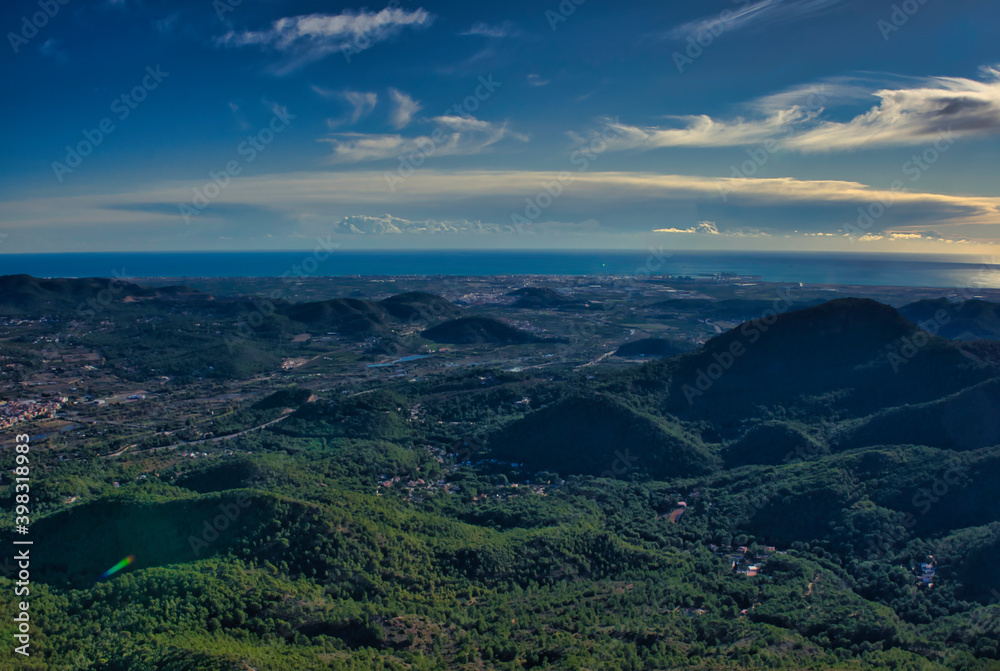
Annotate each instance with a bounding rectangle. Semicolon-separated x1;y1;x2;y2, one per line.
2;0;999;253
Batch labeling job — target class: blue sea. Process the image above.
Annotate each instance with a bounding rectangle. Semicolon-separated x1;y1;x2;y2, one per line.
0;251;998;289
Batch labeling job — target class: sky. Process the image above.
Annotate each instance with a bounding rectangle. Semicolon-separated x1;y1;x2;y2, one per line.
1;0;1000;254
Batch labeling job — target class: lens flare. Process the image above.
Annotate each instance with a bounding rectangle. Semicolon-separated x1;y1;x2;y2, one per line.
96;555;135;582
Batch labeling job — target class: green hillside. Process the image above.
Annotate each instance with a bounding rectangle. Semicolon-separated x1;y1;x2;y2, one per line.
3;288;1000;669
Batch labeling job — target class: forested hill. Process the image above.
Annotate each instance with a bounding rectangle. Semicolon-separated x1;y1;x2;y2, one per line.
2;280;1000;669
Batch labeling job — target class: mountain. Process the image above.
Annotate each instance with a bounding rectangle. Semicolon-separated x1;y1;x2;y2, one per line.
421;316;550;345
280;298;391;335
659;298;997;421
648;297;826;321
899;298;1000;340
614;337;694;358
378;291;460;322
722;420;828;467
508;287;579;309
17;289;1000;669
0;274;183;313
488;393;719;478
835;377;1000;451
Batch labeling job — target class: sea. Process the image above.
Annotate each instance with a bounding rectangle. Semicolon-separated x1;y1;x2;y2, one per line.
0;251;998;289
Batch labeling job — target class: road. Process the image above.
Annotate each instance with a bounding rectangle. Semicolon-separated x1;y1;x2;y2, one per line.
576;350;616;369
101;409;295;459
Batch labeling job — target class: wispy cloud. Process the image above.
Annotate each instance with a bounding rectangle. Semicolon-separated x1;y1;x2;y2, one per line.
313;87;379;126
153;13;180;36
667;0;846;40
345;91;378;123
7;171;1000;248
320;116;527;163
388;89;422;129
460;21;519;38
601;106;819;149
787;66;1000;151
217;8;433;74
39;38;68;64
599;66;1000;152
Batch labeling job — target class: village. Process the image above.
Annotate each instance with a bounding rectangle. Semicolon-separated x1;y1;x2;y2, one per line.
709;543;780;578
0;397;65;430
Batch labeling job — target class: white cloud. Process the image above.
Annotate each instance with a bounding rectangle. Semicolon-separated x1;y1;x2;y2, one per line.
655;221;771;237
601;106;819;150
667;0;846;41
305;213;596;237
388;89;422;129
460;21;518;38
217;8;433;74
600;66;1000;152
312;87;378;125
527;74;550;87
332;214;514;234
787;66;1000;151
320;134;413;162
345;91;378;123
321;115;527;163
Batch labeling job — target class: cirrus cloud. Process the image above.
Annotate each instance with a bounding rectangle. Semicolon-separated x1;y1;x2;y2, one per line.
217;8;433;74
320;115;528;163
598;66;1000;152
665;0;848;41
388;88;422;129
